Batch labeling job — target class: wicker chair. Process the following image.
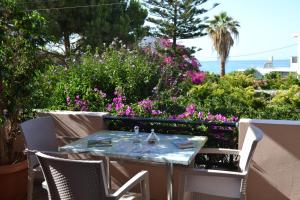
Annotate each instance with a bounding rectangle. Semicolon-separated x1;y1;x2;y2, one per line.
179;125;264;200
20;116;60;200
36;152;150;200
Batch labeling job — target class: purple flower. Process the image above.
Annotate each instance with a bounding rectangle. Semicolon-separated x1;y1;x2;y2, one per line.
186;104;196;115
179;63;185;69
106;103;113;111
80;100;88;111
215;114;227;122
187;71;205;84
231;116;239;122
151;110;162;116
113;97;122;104
159;38;172;48
190;57;199;68
115;103;124;111
94;87;107;98
125;106;134;116
177;113;188;119
66;96;71;105
74;99;80;105
198;112;204;119
169;115;177;120
138;99;153;112
75;95;80;100
206;112;215;121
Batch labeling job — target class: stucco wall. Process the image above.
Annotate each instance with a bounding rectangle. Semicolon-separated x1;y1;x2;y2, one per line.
239;119;300;200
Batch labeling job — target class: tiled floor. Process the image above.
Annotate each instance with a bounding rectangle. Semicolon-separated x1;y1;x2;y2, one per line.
33;181;47;200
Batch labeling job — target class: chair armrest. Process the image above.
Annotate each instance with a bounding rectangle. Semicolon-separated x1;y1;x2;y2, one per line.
199;148;240;155
24;149;68;158
184;168;247;178
110;170;149;199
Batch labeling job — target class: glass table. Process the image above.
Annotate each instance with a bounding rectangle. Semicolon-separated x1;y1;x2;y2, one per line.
59;130;207;200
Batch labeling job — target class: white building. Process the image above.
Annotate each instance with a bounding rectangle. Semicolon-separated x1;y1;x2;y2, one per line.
290;33;300;74
252;33;300;77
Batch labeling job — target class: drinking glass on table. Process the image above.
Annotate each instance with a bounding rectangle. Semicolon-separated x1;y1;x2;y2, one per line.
133;126;141;143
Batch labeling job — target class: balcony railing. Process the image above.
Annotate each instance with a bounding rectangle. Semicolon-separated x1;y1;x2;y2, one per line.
103;115;239;170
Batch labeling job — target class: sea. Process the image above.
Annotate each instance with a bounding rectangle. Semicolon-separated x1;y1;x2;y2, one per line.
200;59;290;74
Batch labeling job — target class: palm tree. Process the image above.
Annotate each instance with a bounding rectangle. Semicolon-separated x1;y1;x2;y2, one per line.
207;12;240;76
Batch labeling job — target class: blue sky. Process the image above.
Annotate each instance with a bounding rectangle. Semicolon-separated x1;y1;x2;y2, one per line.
179;0;300;61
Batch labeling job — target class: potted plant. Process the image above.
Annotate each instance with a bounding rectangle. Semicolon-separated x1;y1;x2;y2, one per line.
0;1;48;199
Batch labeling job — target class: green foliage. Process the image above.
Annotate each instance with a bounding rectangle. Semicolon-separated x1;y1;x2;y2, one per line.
261;72;300;89
33;43;160;111
0;0;48;164
271;85;300;108
146;0;218;51
24;0;148;60
186;72;300;120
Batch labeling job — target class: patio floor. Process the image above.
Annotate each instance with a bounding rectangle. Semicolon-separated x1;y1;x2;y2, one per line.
33;180;47;200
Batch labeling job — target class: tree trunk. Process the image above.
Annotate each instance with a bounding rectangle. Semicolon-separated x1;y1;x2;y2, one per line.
220;59;226;76
63;32;71;59
172;4;177;54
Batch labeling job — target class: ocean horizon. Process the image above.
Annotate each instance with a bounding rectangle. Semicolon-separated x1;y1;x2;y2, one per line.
200;59;290;74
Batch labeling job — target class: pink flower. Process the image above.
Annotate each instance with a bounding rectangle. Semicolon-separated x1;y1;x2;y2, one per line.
177;113;188;119
125;106;134;116
215;114;227;122
115;103;124;111
66;96;71;105
187;71;205;84
159;38;172;48
138;99;153;112
191;57;199;68
113;97;122;104
206;112;215;121
198;112;204;119
231;116;239;122
164;56;173;64
186;104;196;115
106;103;113;111
151;110;162;116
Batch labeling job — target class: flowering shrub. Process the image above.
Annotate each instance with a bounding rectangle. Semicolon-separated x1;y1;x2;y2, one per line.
66;95;88;111
142;38;206;95
105;91;238;127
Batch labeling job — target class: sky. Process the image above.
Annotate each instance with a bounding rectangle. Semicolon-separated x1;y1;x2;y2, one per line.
178;0;300;61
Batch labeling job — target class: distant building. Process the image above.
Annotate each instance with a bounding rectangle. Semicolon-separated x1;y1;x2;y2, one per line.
247;33;300;78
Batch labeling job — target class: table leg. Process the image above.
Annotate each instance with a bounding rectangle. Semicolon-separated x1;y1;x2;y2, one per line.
104;156;111;189
166;163;174;200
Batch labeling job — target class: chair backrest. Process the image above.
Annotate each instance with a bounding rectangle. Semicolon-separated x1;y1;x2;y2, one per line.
239;125;263;172
20;116;58;167
36;152;109;200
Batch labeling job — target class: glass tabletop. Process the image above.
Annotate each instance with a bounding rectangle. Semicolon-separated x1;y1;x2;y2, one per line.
59;130;207;165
